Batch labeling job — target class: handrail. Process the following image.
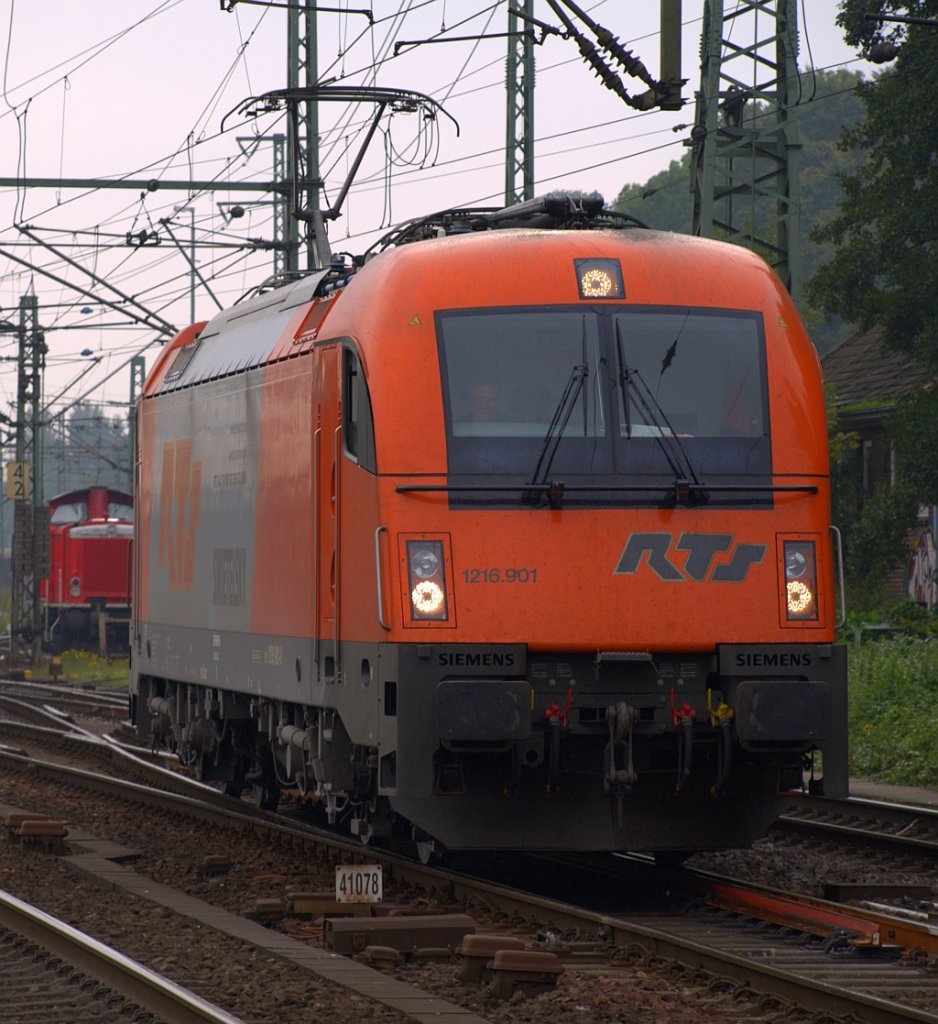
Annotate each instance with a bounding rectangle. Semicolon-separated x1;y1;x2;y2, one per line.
333;425;342;683
830;524;847;629
374;526;390;631
312;427;321;672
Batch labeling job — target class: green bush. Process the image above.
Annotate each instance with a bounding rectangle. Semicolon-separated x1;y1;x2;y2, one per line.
847;634;938;787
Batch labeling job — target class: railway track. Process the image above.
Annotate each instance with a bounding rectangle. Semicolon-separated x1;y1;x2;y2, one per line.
781;790;938;854
0;678;127;718
0;890;242;1024
2;727;938;1024
3;682;938;1021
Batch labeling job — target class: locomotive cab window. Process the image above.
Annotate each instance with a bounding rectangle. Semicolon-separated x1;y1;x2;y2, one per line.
51;501;88;525
612;308;771;483
438;309;609;476
436;305;771;507
343;346;376;473
614;309;765;440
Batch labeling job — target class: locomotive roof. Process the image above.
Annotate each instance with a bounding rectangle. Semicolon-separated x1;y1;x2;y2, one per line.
49;486;133;506
149;216;770;397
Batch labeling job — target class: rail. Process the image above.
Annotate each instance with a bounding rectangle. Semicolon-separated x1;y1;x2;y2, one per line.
3;737;938;1023
0;890;243;1024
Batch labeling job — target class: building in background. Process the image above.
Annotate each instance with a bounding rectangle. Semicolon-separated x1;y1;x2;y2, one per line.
823;326;936;610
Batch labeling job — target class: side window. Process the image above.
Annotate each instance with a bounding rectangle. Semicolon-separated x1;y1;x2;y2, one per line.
343;347;377;473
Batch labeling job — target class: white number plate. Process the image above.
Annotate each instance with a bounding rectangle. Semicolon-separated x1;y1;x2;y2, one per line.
335;864;383;904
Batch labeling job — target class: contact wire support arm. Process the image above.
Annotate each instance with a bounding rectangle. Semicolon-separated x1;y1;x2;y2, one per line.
234;85;459;226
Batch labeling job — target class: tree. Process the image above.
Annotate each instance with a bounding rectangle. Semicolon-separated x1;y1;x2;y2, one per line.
615;157;692;234
615;69;866;353
808;1;938;371
43;402;132;497
830;388;938;608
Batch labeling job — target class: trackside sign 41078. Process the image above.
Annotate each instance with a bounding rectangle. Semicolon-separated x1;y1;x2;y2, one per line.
614;532;766;583
335;864;383;904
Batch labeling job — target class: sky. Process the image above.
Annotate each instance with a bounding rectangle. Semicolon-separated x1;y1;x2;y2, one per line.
0;0;874;423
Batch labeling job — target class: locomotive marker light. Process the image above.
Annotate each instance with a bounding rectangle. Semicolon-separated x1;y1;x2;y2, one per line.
574;258;624;300
783;540;818;621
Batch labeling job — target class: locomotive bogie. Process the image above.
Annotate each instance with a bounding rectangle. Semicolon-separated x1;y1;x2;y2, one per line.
131;222;847;854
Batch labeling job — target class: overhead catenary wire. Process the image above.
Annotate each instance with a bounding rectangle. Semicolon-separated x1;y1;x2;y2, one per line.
0;1;875;419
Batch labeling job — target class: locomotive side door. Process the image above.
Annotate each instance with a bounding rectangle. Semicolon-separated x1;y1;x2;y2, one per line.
315;344;340;683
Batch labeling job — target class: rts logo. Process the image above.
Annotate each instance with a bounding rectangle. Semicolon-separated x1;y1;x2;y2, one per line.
614;532;766;583
158;439;202;590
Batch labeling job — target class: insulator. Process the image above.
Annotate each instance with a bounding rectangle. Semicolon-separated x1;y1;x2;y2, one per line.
868;41;899;63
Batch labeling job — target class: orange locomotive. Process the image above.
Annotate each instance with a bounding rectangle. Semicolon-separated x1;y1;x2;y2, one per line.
130;196;847;858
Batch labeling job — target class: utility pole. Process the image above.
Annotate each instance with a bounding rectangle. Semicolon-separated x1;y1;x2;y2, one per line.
689;0;802;301
505;0;535;206
173;206;196;324
9;293;49;664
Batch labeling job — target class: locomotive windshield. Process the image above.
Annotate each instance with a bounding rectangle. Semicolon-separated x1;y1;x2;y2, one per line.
108;500;134;522
50;500;88;524
437;305;771;507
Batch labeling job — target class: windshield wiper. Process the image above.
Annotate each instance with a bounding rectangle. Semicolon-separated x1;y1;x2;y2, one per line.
630;367;706;504
616;321;633;439
615;321;704;506
524;362;588;507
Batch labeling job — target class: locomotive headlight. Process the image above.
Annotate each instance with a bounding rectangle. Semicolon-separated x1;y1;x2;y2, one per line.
405;539;449;621
70;577;81;598
783;540;818;621
785;548;807;579
411;548;440;579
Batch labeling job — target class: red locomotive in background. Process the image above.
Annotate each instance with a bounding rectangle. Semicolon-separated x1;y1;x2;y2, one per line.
41;486;134;654
130;194;848;861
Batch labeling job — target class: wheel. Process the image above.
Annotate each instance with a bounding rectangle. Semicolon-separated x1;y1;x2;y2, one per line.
412;828;447;865
251;783;280;811
653;850;692;869
416;838;438;864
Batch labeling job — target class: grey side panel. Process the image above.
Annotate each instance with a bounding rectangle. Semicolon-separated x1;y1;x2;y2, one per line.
145;374;266;634
135;622;321;706
134;628;388;749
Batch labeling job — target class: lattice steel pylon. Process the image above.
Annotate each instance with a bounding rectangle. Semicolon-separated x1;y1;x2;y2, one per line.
287;5;320;270
10;293;48;664
505;0;536;206
689;0;802;302
271;132;289;275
